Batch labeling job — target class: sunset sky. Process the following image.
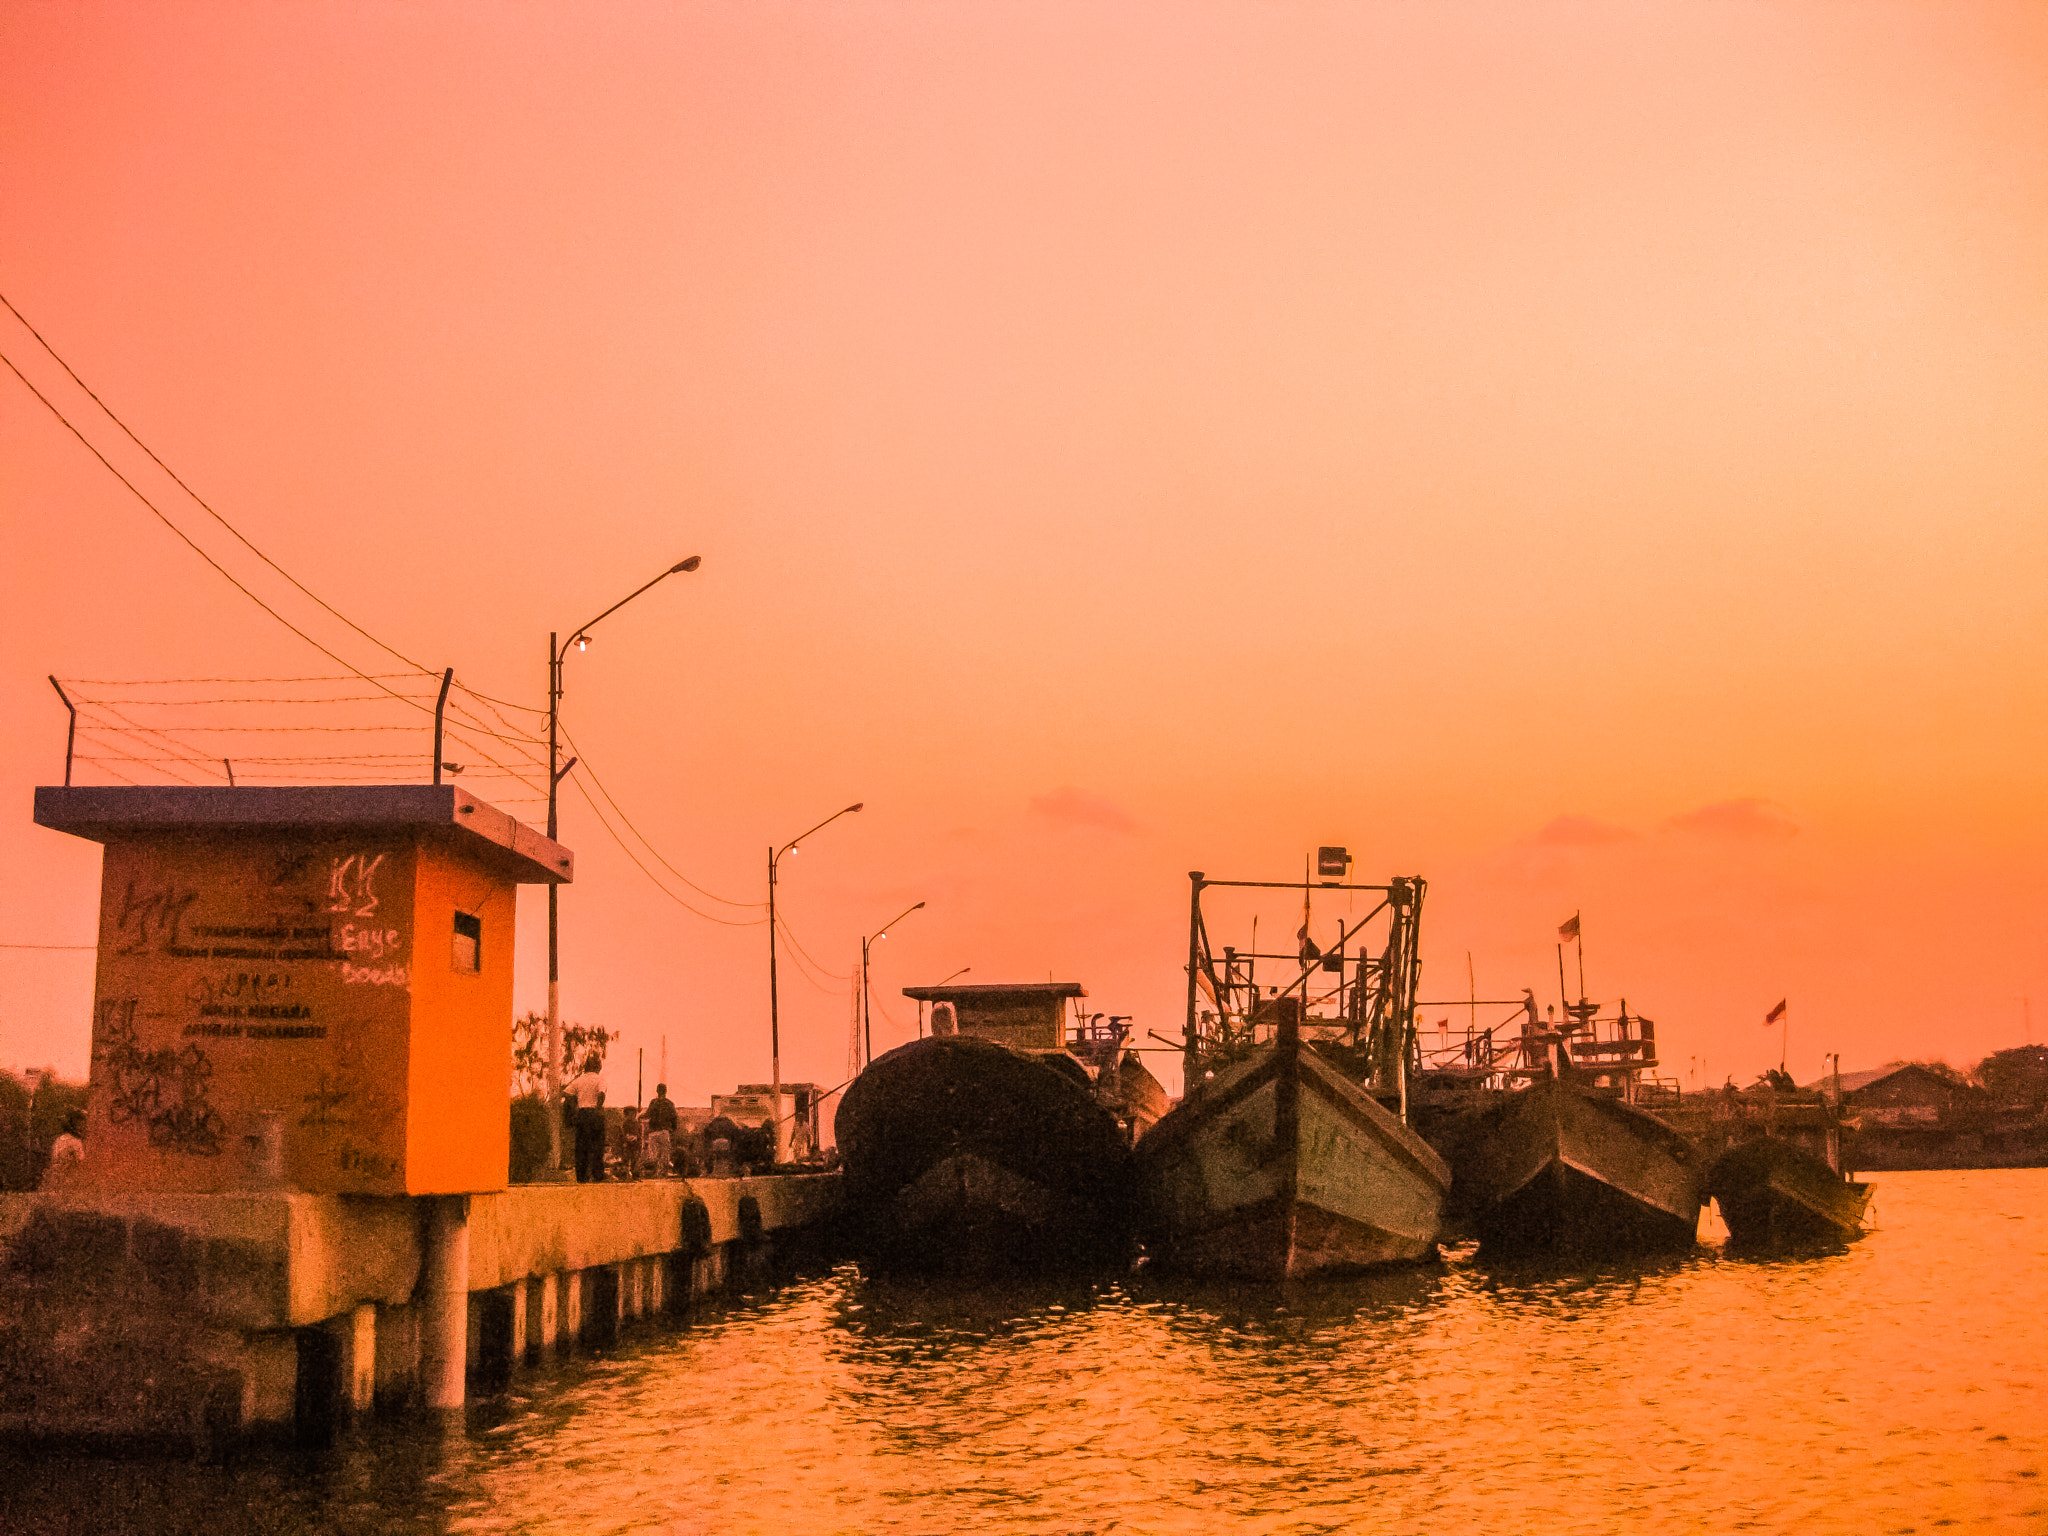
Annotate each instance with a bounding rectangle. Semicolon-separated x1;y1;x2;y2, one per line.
3;2;2043;1106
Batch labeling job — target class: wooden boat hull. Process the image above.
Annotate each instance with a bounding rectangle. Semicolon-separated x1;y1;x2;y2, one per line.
1454;1076;1702;1255
836;1035;1137;1272
1707;1137;1870;1247
1136;1032;1450;1280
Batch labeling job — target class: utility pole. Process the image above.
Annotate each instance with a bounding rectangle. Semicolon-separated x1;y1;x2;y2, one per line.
768;803;863;1155
861;901;925;1067
545;557;700;1174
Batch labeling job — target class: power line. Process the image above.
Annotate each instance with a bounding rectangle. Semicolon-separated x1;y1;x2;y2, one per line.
1;288;451;687
565;775;765;929
4;300;673;836
1;315;548;794
4;349;441;717
773;907;851;983
558;722;761;910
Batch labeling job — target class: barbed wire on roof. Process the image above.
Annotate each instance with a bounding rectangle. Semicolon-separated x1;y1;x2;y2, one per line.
59;674;427;686
54;676;545;801
451;681;548;717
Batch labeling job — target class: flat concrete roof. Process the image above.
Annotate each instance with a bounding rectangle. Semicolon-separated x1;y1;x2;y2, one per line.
33;784;572;886
901;982;1085;1002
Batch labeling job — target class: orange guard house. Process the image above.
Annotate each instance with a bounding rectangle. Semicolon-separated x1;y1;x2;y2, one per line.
33;785;571;1196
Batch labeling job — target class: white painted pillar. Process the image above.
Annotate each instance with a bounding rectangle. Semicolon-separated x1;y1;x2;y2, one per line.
420;1196;470;1411
346;1303;377;1416
563;1268;584;1348
537;1272;560;1358
509;1280;530;1368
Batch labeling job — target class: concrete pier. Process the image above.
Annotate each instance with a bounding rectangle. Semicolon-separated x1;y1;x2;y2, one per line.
0;1172;839;1447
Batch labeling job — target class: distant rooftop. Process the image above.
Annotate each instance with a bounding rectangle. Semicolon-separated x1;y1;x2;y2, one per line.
901;982;1085;1002
1801;1063;1950;1095
33;784;572;886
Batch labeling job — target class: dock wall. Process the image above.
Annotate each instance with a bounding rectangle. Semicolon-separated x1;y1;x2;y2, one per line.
0;1173;840;1447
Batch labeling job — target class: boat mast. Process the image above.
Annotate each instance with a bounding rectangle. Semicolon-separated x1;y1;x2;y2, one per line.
1183;871;1206;1087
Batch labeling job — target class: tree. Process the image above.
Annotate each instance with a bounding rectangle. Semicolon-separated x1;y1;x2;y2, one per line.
1974;1044;2048;1106
510;1012;618;1098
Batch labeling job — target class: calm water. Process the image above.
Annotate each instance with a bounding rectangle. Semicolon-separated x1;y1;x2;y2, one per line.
4;1169;2043;1535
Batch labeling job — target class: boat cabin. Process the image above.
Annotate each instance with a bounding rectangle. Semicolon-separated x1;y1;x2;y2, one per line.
901;981;1169;1141
901;982;1083;1051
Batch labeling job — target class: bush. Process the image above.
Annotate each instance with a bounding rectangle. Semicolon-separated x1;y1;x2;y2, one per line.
508;1093;555;1183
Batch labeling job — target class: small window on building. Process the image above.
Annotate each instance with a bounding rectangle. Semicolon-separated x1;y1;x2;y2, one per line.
452;911;482;973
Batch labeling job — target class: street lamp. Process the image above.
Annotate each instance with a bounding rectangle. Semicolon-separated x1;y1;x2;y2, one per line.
860;902;926;1068
544;555;702;1173
768;803;863;1156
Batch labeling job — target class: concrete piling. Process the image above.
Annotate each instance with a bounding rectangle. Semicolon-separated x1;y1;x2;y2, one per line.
0;1172;840;1448
420;1196;471;1412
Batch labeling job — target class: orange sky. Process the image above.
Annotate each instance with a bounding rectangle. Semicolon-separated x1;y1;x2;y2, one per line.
3;2;2044;1103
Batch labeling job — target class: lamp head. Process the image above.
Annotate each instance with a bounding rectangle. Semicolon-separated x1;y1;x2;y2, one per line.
847;802;864;813
574;635;589;652
672;556;702;573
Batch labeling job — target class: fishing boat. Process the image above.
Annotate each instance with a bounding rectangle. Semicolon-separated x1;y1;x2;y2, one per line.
1135;867;1450;1279
835;984;1150;1272
1706;1136;1869;1248
1451;1069;1703;1255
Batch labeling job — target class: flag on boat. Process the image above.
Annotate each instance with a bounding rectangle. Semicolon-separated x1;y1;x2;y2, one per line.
1558;912;1580;942
1764;999;1787;1025
1297;925;1321;964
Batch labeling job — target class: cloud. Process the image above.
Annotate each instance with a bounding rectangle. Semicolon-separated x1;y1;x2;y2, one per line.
1532;814;1639;847
1028;787;1138;835
1665;798;1799;841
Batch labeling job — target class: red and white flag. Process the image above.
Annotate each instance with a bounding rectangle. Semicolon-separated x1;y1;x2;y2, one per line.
1558;913;1580;942
1764;999;1787;1025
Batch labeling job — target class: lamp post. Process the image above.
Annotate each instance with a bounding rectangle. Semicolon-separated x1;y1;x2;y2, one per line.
768;803;863;1157
860;902;925;1068
920;965;970;1036
545;555;702;1173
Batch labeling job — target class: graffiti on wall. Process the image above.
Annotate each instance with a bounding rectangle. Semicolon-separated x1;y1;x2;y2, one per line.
112;880;199;956
95;998;227;1156
325;853;388;919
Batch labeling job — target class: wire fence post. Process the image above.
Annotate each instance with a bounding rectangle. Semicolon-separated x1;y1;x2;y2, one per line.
433;668;454;786
47;677;75;786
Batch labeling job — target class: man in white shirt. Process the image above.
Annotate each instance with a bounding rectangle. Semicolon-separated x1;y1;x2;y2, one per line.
566;1055;607;1182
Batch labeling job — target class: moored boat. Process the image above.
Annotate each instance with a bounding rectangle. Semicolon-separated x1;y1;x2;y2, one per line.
1452;1072;1703;1254
1137;1002;1450;1278
836;1025;1140;1273
1706;1136;1869;1248
1137;866;1449;1279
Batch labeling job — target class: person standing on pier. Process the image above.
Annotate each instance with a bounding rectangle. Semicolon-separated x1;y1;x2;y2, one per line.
644;1083;679;1176
567;1053;607;1182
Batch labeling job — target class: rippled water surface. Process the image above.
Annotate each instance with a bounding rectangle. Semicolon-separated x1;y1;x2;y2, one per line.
5;1169;2044;1534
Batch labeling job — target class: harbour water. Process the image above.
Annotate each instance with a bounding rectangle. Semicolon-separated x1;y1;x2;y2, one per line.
4;1168;2042;1535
